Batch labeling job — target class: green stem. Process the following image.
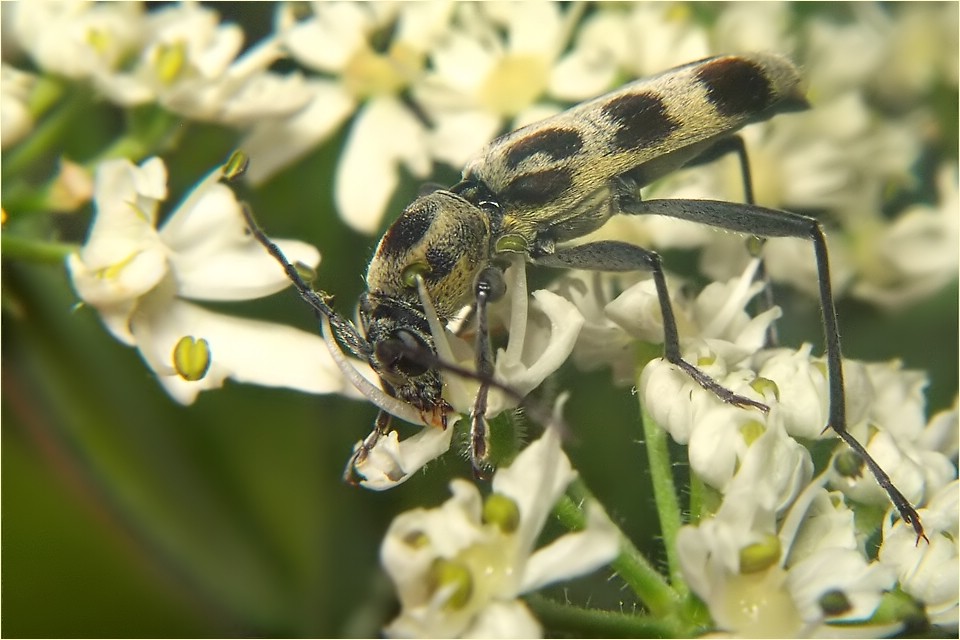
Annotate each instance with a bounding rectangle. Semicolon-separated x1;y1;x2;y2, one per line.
557;480;679;617
526;593;682;638
688;470;705;524
2;80;89;178
640;402;687;596
2;235;77;264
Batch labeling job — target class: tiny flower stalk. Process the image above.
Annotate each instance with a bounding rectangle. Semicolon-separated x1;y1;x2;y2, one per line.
640;401;688;596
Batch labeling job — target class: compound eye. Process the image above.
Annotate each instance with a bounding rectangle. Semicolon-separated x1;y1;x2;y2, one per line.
376;330;430;377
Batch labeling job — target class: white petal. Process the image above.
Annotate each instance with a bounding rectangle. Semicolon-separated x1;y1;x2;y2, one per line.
753;346;830;439
497;2;562;57
1;64;36;148
548;11;627;101
786;549;894;624
216;70;314;127
520;502;618;593
489;290;583;414
462;600;542;639
67;245;167;310
354;426;455;491
283;3;369;72
130;297;350;404
83;157;167;266
687;405;749;489
241;79;356;185
336;98;431;234
395;1;455;48
880;480;960;614
160;179;321;300
493;427;574;556
425;109;503;169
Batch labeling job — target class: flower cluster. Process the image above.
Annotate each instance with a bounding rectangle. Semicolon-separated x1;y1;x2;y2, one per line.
66;156;354;404
554;256;958;635
380;426;618;637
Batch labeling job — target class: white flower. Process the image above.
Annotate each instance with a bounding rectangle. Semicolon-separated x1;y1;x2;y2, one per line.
824;362;957;513
10;0;146;80
711;2;795;54
67;156;349;404
351;259;583;490
621;3;709;77
0;64;37;149
557;257;779;388
90;2;312;126
380;427;619;638
850;165;959;309
415;1;582;169
242;2;453;234
679;447;896;638
879;479;959;628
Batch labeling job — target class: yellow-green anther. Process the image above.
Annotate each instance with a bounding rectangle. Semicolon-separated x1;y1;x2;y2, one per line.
482;493;521;534
86;29;110;56
428;558;473;610
813;361;828;377
739;420;766;446
173;336;211;381
495;234;528;254
818;589;852;616
697;354;716;367
739;534;781;574
750;376;780;401
154;41;187;85
223;151;249;181
834;450;864;478
401;262;430;288
95;253;138;280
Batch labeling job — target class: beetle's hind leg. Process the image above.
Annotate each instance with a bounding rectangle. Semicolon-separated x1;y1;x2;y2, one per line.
531;241;768;413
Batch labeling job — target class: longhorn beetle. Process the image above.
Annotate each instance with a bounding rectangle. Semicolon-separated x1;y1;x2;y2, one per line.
241;52;926;542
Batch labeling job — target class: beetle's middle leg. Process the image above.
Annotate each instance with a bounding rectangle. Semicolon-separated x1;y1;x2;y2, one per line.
531;241;769;413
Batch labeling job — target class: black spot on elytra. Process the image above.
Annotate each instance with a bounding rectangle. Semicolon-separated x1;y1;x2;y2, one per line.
424;246;456;282
500;168;574;206
504;128;584;170
696;57;773;117
602;92;680;151
378;199;437;257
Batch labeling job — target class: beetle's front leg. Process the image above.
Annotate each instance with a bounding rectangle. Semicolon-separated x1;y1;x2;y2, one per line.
532;241;768;413
468;266;508;479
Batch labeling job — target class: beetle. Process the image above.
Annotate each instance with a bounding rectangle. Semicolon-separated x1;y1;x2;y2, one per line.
241;52;926;541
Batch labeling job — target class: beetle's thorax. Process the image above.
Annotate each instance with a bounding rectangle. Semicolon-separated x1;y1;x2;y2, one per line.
365;190;499;320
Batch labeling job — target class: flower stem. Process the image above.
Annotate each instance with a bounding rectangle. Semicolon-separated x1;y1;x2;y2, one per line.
1;235;77;264
640;402;688;596
558;479;679;617
688;470;705;524
2;79;86;179
527;593;682;638
88;105;186;166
